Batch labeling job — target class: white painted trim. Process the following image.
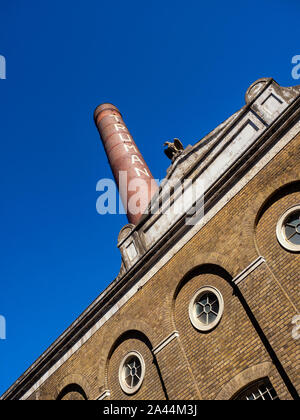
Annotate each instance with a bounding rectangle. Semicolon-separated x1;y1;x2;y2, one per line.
276;205;300;252
119;351;145;395
189;287;224;332
97;390;110;400
233;257;266;286
152;331;179;355
19;118;300;400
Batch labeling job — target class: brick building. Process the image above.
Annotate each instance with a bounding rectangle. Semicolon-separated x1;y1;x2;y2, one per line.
2;78;299;400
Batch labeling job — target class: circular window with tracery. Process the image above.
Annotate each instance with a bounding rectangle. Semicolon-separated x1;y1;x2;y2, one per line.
119;351;145;395
189;286;224;332
276;205;300;252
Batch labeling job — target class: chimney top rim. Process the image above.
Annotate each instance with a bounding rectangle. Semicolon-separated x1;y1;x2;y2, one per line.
94;103;122;122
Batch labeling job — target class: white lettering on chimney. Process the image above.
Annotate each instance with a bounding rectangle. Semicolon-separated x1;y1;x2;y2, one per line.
135;167;149;177
124;143;137;153
118;132;132;142
114;123;126;132
132;155;143;165
109;113;150;180
110;114;122;123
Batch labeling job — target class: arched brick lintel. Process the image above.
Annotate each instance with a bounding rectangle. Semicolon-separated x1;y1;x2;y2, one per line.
215;361;273;400
53;373;92;400
96;318;161;391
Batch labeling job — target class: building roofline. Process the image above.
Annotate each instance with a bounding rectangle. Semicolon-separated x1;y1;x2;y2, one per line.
3;79;300;400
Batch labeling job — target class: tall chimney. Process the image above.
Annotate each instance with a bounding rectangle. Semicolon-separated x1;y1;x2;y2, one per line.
94;104;158;225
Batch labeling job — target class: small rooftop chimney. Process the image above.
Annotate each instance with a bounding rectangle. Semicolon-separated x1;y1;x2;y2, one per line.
94;104;158;225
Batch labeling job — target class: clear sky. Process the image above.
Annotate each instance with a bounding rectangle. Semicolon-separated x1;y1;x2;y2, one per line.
0;0;299;395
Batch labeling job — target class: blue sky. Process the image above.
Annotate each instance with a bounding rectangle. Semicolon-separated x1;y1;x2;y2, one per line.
0;0;299;395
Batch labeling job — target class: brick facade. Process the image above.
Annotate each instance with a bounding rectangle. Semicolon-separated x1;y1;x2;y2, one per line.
26;132;300;401
2;79;299;401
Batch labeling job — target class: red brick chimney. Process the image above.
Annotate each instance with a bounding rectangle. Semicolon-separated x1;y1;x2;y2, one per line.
94;104;158;225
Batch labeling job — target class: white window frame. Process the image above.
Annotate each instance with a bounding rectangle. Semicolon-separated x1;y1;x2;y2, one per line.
119;351;145;395
189;286;224;332
276;205;300;252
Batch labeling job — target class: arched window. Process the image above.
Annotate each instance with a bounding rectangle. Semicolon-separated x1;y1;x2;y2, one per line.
56;384;88;400
234;378;279;401
189;286;224;332
276;205;300;252
119;351;145;395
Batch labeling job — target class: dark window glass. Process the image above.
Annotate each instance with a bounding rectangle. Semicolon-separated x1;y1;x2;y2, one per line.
284;211;300;245
235;379;279;401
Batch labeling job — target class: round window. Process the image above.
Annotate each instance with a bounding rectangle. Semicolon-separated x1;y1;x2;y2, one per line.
189;286;224;332
276;205;300;252
119;351;145;395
